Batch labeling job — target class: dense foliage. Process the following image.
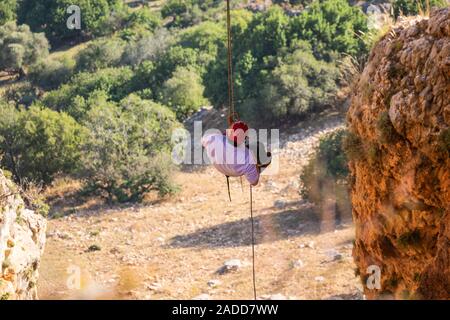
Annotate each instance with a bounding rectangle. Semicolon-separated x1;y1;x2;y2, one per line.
0;0;16;25
42;67;135;120
0;22;49;75
28;57;75;90
0;102;85;185
291;0;368;60
205;2;367;123
0;0;377;201
17;0;125;42
79;94;178;203
392;0;447;17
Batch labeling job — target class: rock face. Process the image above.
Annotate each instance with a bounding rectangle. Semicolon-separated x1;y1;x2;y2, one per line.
347;8;449;299
0;170;47;300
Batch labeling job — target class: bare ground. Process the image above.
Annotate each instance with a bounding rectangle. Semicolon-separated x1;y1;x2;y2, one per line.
38;111;363;300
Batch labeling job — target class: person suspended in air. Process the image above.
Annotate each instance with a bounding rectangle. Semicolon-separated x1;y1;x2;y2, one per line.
202;120;272;189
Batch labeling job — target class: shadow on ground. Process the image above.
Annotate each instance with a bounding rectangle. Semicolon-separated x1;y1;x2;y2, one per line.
168;206;332;248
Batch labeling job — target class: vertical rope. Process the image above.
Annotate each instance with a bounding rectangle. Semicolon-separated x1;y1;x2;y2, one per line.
250;184;257;300
226;176;231;202
226;0;253;299
226;0;237;126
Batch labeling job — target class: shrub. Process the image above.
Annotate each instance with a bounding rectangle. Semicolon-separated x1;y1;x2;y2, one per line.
239;48;338;123
178;21;224;56
300;129;351;221
153;45;204;84
121;28;173;66
17;0;124;42
0;103;85;185
28;56;75;90
289;0;368;60
392;0;447;18
42;67;134;120
78;94;179;203
160;66;209;121
0;22;49;75
377;111;399;144
204;3;361;122
161;0;200;28
18;180;50;217
124;7;162;32
244;6;290;59
76;39;125;72
0;0;17;25
4;81;41;107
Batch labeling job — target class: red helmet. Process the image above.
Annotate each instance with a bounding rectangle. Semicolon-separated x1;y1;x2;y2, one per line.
231;121;249;133
227;121;249;145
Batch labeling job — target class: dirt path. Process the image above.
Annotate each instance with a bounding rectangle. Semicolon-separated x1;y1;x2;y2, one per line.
38;113;363;300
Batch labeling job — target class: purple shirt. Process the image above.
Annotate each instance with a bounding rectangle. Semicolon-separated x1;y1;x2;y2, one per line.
202;134;260;185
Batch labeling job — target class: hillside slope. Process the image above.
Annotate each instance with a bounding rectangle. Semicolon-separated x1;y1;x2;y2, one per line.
37;113;363;300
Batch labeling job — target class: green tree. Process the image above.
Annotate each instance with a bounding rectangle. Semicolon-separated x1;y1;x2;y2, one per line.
4;81;41;107
0;0;17;25
131;45;204;100
17;0;124;42
240;47;338;123
121;7;162;39
160;66;209;120
178;21;224;57
161;0;194;28
79;94;179;203
43;67;134;120
204;9;253;108
243;6;290;60
121;28;173;66
76;38;125;72
290;0;368;60
28;56;75;90
0;103;85;185
0;22;49;76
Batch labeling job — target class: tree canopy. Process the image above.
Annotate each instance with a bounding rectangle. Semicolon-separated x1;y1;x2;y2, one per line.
0;22;49;75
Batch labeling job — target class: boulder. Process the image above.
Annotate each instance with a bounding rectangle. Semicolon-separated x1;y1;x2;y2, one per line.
0;170;47;300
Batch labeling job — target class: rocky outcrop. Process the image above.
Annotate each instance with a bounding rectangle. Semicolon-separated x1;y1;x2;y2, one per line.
347;8;449;299
0;170;47;300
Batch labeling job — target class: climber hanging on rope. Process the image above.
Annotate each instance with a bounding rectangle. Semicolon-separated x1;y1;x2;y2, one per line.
200;0;271;300
201;120;272;188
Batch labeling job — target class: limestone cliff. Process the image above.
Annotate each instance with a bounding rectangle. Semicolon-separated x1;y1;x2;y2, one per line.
0;170;47;300
347;8;449;299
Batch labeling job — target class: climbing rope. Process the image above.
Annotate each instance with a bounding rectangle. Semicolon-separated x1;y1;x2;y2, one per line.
250;184;257;300
226;0;238;126
226;176;231;202
225;0;257;300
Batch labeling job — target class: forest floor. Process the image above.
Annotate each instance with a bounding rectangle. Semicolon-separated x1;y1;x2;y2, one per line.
37;108;364;300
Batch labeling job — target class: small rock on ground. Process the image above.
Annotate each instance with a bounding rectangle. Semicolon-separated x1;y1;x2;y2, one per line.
193;293;211;300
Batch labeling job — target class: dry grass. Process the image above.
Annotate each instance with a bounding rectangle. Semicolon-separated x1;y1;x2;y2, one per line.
38;117;361;300
48;41;90;61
